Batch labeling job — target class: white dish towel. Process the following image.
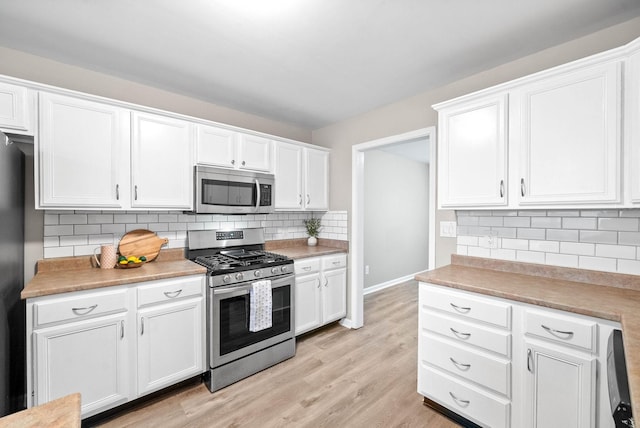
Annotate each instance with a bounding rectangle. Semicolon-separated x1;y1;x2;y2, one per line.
249;280;272;332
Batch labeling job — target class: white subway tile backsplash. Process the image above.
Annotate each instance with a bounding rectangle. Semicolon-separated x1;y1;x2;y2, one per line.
456;208;640;275
42;210;348;258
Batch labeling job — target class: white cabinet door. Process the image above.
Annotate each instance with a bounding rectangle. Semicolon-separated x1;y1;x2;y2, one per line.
237;134;272;172
0;81;32;133
38;93;128;208
523;340;596;428
196;124;236;168
305;148;329;210
137;297;204;396
516;61;621;205
438;94;508;208
274;141;304;210
33;313;130;417
131;112;194;209
628;45;640;203
321;268;347;324
294;273;322;335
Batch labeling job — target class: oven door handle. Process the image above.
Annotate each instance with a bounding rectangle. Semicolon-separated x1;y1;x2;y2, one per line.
214;286;250;296
212;276;293;296
254;179;261;212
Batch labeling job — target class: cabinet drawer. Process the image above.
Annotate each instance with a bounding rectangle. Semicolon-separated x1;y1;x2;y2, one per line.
321;254;347;270
420;284;511;329
420;333;511;396
524;309;597;352
421;310;511;357
419;365;510;428
34;289;128;327
295;258;321;275
137;277;203;307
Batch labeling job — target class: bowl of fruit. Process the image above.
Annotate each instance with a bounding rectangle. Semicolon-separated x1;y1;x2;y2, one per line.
117;255;147;268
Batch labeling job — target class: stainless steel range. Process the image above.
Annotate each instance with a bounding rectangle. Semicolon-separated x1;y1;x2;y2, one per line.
187;228;295;392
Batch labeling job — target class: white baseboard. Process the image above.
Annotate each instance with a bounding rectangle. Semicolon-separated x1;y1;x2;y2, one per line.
363;272;420;296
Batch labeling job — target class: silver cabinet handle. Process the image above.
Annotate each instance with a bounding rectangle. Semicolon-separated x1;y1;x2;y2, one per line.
135;185;138;201
324;278;329;287
120;320;125;339
449;357;471;371
450;303;471;313
499;179;504;198
316;278;321;288
449;392;470;407
298;194;303;206
140;317;144;335
520;178;526;197
71;304;97;316
164;289;183;298
450;327;471;339
306;194;311;205
116;184;120;200
541;324;574;339
527;348;533;373
242;160;246;166
231;159;235;165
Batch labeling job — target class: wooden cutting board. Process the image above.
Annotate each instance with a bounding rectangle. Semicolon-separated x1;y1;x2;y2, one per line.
118;229;169;262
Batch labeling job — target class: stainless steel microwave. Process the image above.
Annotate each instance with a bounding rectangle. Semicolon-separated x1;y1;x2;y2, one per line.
193;165;275;214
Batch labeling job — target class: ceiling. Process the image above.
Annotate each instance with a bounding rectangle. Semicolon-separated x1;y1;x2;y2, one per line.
1;1;640;130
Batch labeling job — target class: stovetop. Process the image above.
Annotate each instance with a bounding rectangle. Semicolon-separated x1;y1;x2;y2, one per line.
194;250;292;274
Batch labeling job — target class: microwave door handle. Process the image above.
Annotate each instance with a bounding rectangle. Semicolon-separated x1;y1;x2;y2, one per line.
254;179;261;212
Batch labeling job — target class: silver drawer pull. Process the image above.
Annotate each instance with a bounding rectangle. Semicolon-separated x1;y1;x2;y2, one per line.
302;266;312;271
71;304;98;316
120;320;125;339
527;348;533;373
164;289;183;298
449;392;470;407
449;357;471;371
450;303;471;313
332;261;340;265
541;324;574;339
450;328;471;339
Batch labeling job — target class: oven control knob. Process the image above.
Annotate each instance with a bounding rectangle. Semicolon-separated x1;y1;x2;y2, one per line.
235;272;244;281
271;267;280;274
254;270;262;278
223;275;231;283
281;265;289;273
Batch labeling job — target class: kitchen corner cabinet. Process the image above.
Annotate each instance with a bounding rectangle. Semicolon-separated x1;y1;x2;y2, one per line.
27;275;205;418
274;141;329;211
438;94;508;208
628;41;640;204
294;254;346;335
418;282;618;428
0;80;35;134
513;61;621;205
196;124;272;172
38;92;128;209
131;112;193;209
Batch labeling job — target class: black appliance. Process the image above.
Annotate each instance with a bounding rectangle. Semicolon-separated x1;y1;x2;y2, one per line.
187;228;295;392
607;329;635;428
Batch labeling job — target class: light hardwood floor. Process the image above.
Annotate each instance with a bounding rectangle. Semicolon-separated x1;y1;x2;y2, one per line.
94;281;459;428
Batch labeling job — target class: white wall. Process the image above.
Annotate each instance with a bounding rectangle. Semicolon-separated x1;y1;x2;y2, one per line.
363;150;428;288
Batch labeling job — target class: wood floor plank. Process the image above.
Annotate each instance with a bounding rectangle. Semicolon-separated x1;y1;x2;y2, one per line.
94;281;460;428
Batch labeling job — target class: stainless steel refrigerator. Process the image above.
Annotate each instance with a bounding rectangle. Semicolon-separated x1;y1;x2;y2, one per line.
0;137;25;415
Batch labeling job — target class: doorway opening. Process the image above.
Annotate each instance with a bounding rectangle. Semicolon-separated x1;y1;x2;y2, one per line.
348;127;436;329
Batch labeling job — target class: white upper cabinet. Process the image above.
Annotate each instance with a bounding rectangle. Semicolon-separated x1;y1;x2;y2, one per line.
514;61;621;205
0;81;34;134
305;148;330;211
438;94;508;208
274;141;304;210
627;40;640;204
274;141;329;211
196;124;272;172
38;92;128;209
131;112;194;209
435;42;630;209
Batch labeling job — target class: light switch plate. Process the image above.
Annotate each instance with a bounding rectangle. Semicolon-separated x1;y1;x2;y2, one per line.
439;221;457;238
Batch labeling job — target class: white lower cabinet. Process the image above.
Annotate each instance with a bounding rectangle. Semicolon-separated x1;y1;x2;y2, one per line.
27;275;205;418
418;282;618;428
294;254;347;335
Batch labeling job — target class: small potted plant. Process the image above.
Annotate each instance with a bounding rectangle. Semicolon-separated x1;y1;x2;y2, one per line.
303;217;321;246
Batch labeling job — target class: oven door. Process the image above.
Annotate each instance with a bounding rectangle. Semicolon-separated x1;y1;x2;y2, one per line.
209;274;294;368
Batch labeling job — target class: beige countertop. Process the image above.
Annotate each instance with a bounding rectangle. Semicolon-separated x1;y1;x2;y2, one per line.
266;237;348;260
416;255;640;414
0;393;80;428
22;249;206;299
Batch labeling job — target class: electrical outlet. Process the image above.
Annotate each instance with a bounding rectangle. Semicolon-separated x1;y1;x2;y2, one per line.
479;233;500;249
365;265;370;275
439;221;457;238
